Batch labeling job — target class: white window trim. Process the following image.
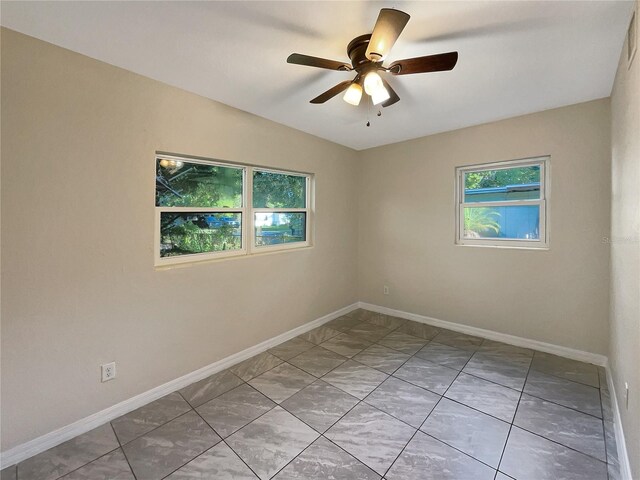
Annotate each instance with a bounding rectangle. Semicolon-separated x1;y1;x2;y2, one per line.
154;154;313;267
455;156;550;250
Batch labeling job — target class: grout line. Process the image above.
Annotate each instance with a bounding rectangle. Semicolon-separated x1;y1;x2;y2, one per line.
185;408;263;480
47;442;127;480
191;327;611;476
108;423;138;480
27;312;614;480
496;347;535;476
382;335;477;477
238;320;610;474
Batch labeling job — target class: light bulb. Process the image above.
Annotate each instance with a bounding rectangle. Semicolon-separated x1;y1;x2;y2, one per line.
371;85;390;105
364;71;384;96
343;83;363;106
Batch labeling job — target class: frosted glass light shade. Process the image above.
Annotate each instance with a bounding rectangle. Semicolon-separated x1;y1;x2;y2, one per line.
371;86;390;105
343;83;363;106
364;71;384;95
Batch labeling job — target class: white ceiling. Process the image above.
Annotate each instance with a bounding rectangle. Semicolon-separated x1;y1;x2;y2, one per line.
1;1;634;150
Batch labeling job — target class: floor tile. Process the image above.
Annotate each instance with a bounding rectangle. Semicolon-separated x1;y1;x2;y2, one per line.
123;411;221;479
514;394;606;461
268;337;315;361
377;331;427;355
280;380;359;433
347;322;393;343
364;376;440;428
530;352;599;387
287;346;347;377
445;373;521;422
325;403;415;476
226;406;319;480
420;398;510;468
298;326;342;345
196;384;275;437
179;369;245;407
386;431;495;480
165;442;258;479
463;352;530;390
431;330;484;351
17;423;119;480
479;340;534;361
393;357;459;394
273;436;381;479
353;344;410;374
415;342;473;370
347;309;378;322
0;467;16;480
58;449;134;480
366;314;407;329
325;314;362;332
248;363;316;403
601;386;620;468
319;333;372;358
524;370;602;417
230;352;284;381
322;360;389;399
499;427;607;480
395;321;440;340
111;392;191;444
496;473;514;480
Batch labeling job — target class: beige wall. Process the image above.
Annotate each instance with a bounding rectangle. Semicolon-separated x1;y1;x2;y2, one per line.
610;3;640;476
358;99;611;355
0;29;359;450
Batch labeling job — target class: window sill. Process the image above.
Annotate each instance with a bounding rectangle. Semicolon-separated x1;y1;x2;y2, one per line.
455;242;549;251
154;244;314;270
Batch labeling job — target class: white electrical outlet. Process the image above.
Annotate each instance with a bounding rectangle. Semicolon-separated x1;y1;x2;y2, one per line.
625;382;629;409
101;362;116;382
383;285;389;295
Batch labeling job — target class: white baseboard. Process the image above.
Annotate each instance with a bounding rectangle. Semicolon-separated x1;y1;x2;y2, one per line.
358;302;608;366
605;362;633;480
0;302;359;468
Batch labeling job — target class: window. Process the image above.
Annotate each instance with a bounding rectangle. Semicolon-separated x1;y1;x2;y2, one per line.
155;155;312;265
455;156;549;249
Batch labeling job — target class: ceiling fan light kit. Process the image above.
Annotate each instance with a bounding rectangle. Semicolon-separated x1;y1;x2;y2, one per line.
287;8;458;109
343;82;363;106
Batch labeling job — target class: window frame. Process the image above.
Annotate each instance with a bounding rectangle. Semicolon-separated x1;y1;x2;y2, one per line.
455;156;550;250
251;167;312;254
155;154;313;266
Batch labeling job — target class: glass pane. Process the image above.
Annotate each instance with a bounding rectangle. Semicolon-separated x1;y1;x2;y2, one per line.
464;165;540;203
254;212;306;247
160;212;242;257
463;206;540;240
156;159;243;208
253;170;306;208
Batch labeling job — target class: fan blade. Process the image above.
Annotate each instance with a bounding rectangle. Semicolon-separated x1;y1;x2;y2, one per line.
310;81;353;104
287;53;351;71
380;77;400;107
389;52;458;75
366;8;410;62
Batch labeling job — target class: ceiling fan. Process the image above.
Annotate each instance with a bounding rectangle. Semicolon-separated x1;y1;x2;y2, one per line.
287;8;458;108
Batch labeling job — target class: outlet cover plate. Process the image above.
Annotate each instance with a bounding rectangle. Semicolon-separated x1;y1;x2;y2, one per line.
101;362;116;382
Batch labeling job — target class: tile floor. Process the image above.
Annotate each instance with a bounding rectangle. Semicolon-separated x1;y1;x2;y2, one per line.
1;309;622;480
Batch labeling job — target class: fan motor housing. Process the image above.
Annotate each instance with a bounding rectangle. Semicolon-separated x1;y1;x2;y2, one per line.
347;34;375;69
